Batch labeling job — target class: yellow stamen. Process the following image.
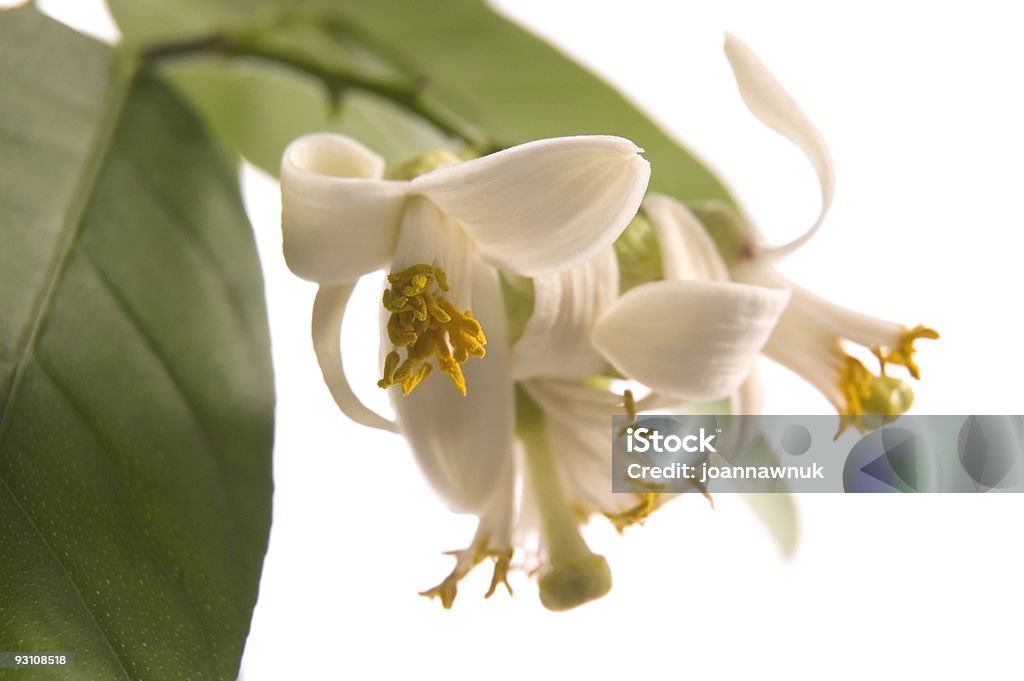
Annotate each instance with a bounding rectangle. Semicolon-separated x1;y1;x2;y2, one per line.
836;355;914;437
484;550;514;599
873;324;940;380
604;492;660;532
624;389;637;422
616;388;639;439
378;264;487;396
419;547;512;609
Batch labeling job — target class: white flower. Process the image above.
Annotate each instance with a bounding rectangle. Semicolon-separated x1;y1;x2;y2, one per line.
697;33;939;434
507;196;788;608
281;132;651;606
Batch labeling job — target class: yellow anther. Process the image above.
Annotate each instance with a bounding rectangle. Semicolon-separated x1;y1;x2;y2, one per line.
484;550;514;599
378;351;400;388
420;547;512;609
873;324;939;380
401;362;433;395
616;389;639;439
420;576;459;610
378;264;487;396
623;389;637;422
603;492;660;532
836;355;915;437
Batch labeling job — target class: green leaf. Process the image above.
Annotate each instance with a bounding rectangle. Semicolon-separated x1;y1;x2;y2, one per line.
107;0;281;49
736;435;800;557
325;0;733;201
108;0;734;201
0;7;273;679
157;56;458;175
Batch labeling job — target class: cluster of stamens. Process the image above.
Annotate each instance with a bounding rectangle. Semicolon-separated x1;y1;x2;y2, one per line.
836;325;938;435
378;264;486;396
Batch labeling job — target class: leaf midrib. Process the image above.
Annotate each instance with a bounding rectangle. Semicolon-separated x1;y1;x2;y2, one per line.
0;49;137;681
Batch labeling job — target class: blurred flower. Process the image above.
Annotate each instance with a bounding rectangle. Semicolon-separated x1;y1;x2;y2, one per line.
510;220;788;608
688;34;938;434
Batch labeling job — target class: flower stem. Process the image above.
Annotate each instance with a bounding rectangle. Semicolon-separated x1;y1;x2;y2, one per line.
516;388;611;611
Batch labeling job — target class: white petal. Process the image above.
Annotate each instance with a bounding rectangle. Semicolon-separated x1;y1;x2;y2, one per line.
643;193;729;282
742;490;799;557
311;284;398;434
511;249;619;381
732;369;764;416
719;370;763;465
524;377;626;422
389;197;473;306
592;279;789;399
724;33;835;258
522;380;628;516
413;136;650;276
736;435;800;556
734;260;905;349
281;133;408;283
389;260;514;514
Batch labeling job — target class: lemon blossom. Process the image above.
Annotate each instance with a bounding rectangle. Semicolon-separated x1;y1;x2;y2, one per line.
281;132;651;606
685;34;939;433
497;200;788;608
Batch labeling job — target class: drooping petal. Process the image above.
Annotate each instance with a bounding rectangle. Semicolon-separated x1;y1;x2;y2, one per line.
644;193;730;282
724;33;835;259
511;249;619;381
523;379;636;517
389;259;514;514
281;133;409;283
311;284;399;434
735;260;907;351
413;136;650;276
592;279;789;399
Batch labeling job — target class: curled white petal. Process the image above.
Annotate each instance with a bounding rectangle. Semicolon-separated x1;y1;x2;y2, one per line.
592;279;789;400
644;193;729;282
724;33;835;259
413;135;650;276
389;261;514;514
511;249;619;381
311;284;398;434
281;133;408;283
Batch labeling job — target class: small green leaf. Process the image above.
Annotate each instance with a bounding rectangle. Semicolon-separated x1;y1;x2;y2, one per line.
0;7;273;679
109;0;735;202
158;56;458;175
737;435;800;557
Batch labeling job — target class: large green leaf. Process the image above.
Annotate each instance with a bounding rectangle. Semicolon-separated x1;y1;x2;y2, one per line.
324;0;732;201
109;0;733;201
157;56;459;175
0;7;273;680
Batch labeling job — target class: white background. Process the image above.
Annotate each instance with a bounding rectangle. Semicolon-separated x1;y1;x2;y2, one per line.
11;1;1024;679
